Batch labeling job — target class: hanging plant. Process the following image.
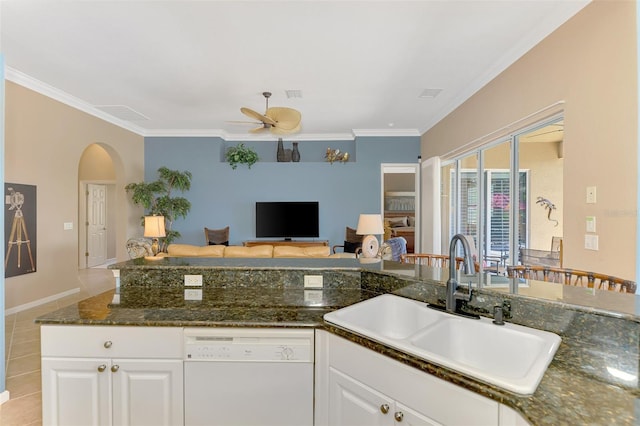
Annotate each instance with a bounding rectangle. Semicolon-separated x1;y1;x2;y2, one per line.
226;143;259;169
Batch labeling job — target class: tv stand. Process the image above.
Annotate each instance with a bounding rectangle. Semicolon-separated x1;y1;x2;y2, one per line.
243;240;329;248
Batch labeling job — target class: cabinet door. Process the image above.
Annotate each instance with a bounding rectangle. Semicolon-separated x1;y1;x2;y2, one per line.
42;357;111;426
395;401;442;426
111;359;184;426
329;367;392;426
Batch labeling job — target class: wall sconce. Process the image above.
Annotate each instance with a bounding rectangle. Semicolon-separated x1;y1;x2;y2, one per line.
144;215;166;259
325;147;349;164
356;214;384;260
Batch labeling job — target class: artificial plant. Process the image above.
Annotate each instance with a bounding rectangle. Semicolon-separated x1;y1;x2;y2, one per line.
125;166;192;250
226;143;259;169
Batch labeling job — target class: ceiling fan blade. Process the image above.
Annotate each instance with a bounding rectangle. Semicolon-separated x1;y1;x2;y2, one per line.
226;120;262;125
271;121;301;135
241;107;276;125
249;125;269;134
266;107;302;131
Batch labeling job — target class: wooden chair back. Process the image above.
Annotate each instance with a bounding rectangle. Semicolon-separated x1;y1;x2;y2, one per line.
400;253;473;271
506;265;636;294
204;226;230;246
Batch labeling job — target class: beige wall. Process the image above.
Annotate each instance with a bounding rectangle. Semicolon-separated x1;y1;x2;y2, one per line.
423;1;637;280
4;82;144;310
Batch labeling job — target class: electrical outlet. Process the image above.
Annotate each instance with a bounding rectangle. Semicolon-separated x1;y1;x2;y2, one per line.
304;275;323;288
184;289;202;301
586;186;597;204
304;289;323;304
184;275;203;286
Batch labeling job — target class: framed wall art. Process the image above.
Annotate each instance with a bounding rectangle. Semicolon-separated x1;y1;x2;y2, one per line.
4;183;37;278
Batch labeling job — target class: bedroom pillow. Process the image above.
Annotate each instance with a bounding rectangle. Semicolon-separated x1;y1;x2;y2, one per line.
407;216;415;227
388;216;408;228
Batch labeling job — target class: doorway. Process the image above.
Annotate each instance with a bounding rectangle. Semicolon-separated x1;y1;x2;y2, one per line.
381;164;420;253
78;144;117;268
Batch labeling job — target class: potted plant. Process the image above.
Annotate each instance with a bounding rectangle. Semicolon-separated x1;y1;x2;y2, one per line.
226;143;259;169
125;167;192;251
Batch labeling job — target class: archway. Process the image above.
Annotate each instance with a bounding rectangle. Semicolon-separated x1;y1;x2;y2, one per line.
78;144;116;268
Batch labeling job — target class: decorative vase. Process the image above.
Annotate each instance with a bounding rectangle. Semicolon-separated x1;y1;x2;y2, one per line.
276;138;286;162
292;142;300;162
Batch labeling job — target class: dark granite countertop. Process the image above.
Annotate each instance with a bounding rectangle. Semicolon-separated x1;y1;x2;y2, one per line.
36;259;640;425
36;287;371;328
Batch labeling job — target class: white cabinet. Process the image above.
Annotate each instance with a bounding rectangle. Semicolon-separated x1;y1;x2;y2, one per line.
41;325;183;426
330;367;439;425
316;330;500;426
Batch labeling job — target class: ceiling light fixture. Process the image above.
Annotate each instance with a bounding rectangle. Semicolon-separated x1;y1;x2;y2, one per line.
419;89;443;99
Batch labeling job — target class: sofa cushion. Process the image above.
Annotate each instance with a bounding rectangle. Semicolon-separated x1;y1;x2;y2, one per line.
224;245;273;258
273;245;330;258
167;244;225;257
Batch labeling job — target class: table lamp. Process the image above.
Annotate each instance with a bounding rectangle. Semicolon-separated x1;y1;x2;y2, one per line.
144;215;166;259
356;214;384;259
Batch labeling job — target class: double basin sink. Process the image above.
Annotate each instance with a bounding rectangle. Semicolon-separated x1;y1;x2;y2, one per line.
323;294;561;395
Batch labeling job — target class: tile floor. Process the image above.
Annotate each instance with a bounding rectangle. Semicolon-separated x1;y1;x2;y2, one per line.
0;267;115;426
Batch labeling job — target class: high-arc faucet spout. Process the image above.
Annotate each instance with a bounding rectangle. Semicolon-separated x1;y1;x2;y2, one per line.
446;234;475;314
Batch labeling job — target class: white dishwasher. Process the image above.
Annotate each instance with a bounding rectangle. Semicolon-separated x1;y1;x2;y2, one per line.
184;327;314;426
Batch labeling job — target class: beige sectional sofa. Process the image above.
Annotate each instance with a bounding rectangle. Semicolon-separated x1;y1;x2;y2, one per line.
163;244;341;258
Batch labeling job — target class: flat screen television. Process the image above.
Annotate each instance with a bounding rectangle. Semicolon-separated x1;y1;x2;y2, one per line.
255;201;319;240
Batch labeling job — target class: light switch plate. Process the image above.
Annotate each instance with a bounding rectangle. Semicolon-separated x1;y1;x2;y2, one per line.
585;234;599;250
586;216;596;233
63;222;73;230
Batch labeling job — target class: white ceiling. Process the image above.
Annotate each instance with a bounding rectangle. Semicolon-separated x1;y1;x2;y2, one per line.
0;1;589;140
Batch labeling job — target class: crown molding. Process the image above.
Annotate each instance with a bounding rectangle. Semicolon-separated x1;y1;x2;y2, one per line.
5;67;147;136
6;68;421;141
352;129;421;137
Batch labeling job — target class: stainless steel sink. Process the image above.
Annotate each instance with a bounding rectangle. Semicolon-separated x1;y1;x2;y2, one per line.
324;294;561;395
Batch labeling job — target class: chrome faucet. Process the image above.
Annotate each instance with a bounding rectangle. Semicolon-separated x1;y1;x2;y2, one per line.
446;234;476;314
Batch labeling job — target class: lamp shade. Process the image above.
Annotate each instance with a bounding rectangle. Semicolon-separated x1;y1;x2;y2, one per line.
144;215;166;238
356;214;384;235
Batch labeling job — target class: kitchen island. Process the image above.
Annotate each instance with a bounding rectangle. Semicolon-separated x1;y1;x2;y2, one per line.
36;257;640;425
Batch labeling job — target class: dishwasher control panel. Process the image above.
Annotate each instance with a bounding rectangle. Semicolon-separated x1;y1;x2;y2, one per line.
184;328;314;362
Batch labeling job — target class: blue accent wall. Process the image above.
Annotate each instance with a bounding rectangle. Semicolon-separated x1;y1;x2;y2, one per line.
144;136;419;248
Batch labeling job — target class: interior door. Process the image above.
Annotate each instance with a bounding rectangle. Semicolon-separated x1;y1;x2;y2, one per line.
87;183;107;267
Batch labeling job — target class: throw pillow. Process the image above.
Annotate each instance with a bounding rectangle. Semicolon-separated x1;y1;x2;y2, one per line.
343;240;362;253
388;216;408;228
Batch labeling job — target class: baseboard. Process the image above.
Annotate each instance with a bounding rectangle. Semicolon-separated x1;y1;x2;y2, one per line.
0;390;10;405
4;288;80;316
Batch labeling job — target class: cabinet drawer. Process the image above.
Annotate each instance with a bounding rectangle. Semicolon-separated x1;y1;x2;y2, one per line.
41;325;183;358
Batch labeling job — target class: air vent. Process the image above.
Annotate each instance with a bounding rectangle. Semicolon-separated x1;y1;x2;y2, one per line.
285;90;303;99
418;89;443;99
95;105;150;121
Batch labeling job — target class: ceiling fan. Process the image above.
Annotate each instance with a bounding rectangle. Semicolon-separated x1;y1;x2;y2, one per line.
239;92;302;134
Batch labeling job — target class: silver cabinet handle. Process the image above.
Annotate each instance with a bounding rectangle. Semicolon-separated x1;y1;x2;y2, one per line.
104;341;112;349
380;404;390;414
111;365;119;373
394;411;404;422
97;364;107;372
